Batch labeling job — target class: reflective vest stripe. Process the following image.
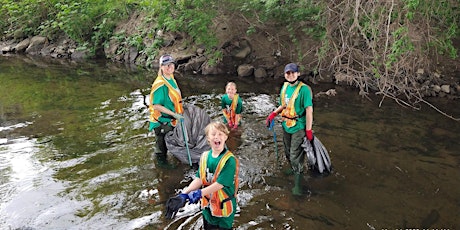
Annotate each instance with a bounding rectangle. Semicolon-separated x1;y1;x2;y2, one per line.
149;74;183;126
280;82;304;127
222;94;240;125
199;150;239;217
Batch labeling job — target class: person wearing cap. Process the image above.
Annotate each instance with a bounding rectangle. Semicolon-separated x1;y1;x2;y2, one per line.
265;63;313;195
148;54;184;164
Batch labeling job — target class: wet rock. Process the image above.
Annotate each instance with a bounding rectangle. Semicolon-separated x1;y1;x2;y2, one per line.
14;38;31;52
71;50;91;60
1;45;14;53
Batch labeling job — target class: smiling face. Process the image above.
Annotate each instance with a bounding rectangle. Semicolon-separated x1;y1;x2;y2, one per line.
284;71;300;85
161;63;175;77
205;122;229;153
225;82;237;98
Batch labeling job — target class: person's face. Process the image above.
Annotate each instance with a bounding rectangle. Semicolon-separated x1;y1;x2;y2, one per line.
285;71;299;84
207;126;228;151
225;84;237;97
161;63;175;75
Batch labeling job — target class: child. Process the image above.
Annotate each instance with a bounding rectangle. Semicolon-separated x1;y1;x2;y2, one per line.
221;81;243;129
177;121;239;230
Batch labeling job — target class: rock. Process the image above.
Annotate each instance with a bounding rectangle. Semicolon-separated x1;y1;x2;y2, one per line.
1;45;13;53
233;40;251;59
254;68;267;78
440;85;450;94
26;36;48;55
14;38;31;52
184;56;206;73
71;50;90;59
432;85;441;93
237;64;254;77
124;46;139;63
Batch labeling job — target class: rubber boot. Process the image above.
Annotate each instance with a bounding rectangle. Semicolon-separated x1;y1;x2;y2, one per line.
291;173;302;196
283;168;294;176
155;152;174;169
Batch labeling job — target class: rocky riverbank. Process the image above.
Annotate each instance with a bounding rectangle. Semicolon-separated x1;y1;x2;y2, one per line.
1;12;459;100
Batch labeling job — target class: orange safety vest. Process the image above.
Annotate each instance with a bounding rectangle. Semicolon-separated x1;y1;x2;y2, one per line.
280;82;305;127
199;150;239;217
222;94;240;125
149;74;183;127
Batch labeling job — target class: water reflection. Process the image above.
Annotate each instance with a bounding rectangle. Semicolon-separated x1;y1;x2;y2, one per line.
0;56;459;229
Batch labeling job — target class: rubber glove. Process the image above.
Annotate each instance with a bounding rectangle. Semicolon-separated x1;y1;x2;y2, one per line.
228;120;234;128
306;129;313;141
187;189;202;204
266;112;277;127
179;193;189;202
173;113;184;121
232;123;238;129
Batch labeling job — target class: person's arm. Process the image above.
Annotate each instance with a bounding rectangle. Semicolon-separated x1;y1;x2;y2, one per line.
182;178;202;194
152;104;177;117
200;182;224;196
305;106;313;130
273;105;284;114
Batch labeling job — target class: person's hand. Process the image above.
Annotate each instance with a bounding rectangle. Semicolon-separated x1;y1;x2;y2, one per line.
173;113;184;121
232;123;238;129
187;189;202;204
306;129;313;141
228;120;234;128
266;112;277;127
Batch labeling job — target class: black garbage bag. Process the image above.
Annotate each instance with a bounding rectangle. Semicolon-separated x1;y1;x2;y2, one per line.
301;136;332;174
165;195;187;219
165;104;211;164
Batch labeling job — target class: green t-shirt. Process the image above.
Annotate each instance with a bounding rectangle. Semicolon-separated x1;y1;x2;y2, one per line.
221;94;243;114
149;77;179;129
221;94;243;124
279;82;313;134
196;149;237;228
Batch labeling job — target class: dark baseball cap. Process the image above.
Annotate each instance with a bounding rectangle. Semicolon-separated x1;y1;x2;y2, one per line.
284;63;299;73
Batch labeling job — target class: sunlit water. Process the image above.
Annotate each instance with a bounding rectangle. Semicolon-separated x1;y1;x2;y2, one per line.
0;56;459;230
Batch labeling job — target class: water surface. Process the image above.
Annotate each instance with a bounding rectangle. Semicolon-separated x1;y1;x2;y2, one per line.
0;55;459;229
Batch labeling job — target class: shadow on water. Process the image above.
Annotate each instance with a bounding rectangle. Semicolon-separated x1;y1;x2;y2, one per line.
0;55;459;229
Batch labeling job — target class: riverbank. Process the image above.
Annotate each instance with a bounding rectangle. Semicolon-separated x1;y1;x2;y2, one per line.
1;2;460;106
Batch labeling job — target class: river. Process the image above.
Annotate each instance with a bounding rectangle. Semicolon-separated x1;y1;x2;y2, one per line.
0;55;459;230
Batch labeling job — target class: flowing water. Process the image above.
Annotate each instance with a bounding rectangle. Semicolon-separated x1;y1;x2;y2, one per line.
0;55;459;230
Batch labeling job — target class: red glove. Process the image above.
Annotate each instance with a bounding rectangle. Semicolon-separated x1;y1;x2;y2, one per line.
306;129;313;141
266;112;277;127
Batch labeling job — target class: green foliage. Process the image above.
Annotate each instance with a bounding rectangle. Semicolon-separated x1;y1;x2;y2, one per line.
386;27;414;68
1;0;458;73
404;0;459;59
2;0;131;55
0;0;51;37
